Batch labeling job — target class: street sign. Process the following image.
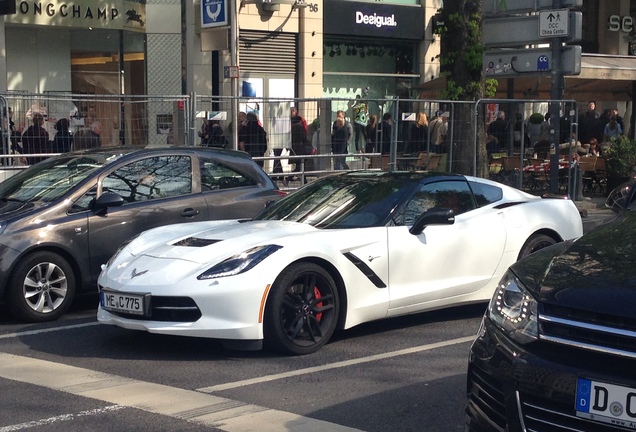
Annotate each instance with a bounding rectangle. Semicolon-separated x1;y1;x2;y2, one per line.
201;0;229;28
483;0;582;16
539;9;569;38
483;12;582;48
483;45;582;78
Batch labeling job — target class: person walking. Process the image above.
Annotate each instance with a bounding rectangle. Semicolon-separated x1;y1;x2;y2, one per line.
365;114;378;154
331;117;350;170
239;112;267;167
379;112;393;155
409;112;429;153
284;115;311;186
579;101;600;144
21;112;49;164
201;120;228;148
53;118;73;153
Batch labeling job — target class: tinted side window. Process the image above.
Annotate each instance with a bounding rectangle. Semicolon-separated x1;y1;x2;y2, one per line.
200;158;256;191
102;156;192;203
469;182;503;206
398;180;476;225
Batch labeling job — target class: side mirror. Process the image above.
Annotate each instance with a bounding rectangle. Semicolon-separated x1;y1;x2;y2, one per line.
409;208;455;235
605;180;636;213
93;191;125;211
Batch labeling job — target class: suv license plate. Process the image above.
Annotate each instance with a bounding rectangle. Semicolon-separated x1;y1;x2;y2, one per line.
576;378;636;429
100;291;146;315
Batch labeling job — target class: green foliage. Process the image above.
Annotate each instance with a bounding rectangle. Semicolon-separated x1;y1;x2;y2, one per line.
484;79;498;98
529;113;544;124
437;8;487;101
604;136;636;177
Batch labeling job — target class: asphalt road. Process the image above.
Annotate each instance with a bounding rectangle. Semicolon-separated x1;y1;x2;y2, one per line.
0;299;485;432
0;205;616;432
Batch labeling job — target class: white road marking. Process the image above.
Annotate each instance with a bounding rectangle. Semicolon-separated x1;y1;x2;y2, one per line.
0;405;124;432
197;335;475;393
0;322;100;340
0;353;362;432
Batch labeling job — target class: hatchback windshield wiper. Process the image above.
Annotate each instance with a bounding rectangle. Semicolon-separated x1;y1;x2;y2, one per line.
1;197;27;203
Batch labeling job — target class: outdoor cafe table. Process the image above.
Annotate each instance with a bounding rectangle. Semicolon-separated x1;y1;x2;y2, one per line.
523;159;572;190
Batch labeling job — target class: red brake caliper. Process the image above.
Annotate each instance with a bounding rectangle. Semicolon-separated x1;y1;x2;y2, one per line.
314;287;322;321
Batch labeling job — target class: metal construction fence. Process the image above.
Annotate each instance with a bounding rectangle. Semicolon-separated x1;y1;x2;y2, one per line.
0;92;585;196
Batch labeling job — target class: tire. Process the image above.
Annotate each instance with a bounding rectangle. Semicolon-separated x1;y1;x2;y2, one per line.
6;251;76;323
518;234;557;260
264;262;339;355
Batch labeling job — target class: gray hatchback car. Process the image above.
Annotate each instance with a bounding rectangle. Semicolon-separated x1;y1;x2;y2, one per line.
0;146;282;322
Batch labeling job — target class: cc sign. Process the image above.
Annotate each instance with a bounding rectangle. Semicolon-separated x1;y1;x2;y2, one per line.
607;15;634;32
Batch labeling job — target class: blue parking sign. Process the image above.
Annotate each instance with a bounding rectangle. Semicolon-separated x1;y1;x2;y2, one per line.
201;0;228;28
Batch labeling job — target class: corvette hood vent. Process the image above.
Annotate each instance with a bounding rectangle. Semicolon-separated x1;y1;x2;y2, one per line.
173;237;221;247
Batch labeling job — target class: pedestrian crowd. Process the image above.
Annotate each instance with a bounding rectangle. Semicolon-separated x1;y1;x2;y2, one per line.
485;101;628;160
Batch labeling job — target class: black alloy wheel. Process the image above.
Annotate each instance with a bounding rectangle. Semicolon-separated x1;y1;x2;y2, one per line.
518;233;557;260
265;262;339;355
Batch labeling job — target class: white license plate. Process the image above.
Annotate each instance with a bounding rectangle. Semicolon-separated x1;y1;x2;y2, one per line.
100;291;146;315
576;378;636;429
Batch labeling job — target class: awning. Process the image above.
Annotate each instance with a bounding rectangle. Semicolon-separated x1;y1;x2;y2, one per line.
414;54;636;101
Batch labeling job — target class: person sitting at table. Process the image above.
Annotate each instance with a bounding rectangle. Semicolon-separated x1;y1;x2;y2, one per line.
533;140;551;160
587;138;601;156
559;133;587;157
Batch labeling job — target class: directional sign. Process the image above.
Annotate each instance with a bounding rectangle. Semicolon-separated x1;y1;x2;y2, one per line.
483;12;582;48
483;46;582;78
539;9;569;38
483;0;582;16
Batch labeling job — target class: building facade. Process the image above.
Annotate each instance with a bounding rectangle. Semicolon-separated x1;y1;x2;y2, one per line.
0;0;634;144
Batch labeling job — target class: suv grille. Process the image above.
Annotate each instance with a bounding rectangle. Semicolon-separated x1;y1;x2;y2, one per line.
538;304;636;360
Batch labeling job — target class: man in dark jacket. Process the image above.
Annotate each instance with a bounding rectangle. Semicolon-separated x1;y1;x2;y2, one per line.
21;113;49;164
239;112;267;167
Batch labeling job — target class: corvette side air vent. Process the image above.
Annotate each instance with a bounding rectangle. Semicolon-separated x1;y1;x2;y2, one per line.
173;237;221;247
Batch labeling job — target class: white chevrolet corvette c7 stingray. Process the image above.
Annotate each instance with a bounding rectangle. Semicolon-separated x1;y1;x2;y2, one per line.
97;171;583;355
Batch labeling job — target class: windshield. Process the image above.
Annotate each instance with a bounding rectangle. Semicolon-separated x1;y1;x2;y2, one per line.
256;174;416;228
0;154;123;203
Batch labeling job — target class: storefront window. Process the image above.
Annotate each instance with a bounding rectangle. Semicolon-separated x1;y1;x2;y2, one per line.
323;40;417;117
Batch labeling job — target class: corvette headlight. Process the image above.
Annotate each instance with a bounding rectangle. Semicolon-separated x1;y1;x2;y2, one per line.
198;245;282;280
488;270;538;344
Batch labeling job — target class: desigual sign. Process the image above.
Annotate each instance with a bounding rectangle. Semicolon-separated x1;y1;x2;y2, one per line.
607;15;634;32
355;12;397;28
6;0;146;32
324;0;423;39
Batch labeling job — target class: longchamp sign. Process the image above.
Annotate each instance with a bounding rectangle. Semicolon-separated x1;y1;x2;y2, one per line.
6;0;146;32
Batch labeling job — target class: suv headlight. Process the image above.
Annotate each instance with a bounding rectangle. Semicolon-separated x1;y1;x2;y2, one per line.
488;270;538;344
198;245;282;280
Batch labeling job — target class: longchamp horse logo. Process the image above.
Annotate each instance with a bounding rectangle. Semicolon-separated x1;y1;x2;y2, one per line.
125;10;145;26
205;2;223;22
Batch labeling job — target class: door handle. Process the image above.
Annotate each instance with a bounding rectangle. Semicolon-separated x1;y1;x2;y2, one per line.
181;208;200;218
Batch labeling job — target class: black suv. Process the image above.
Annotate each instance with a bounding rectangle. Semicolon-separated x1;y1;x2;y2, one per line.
466;181;636;431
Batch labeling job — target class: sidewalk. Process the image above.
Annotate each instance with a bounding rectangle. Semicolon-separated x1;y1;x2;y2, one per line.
574;195;617;233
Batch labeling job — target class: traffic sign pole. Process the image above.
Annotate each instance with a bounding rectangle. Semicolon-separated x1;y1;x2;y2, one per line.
549;0;564;194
